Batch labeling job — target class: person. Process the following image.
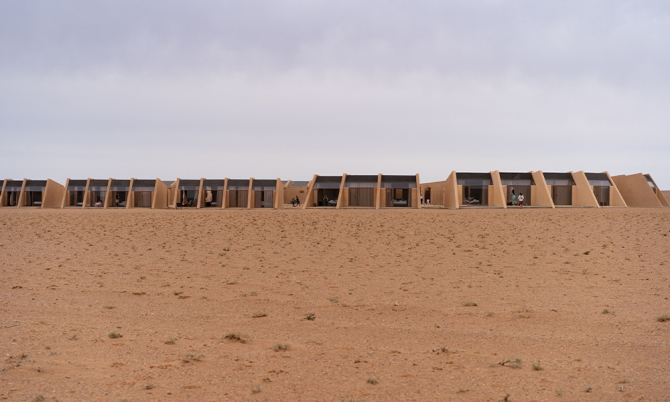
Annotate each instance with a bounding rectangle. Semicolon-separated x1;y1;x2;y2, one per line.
426;198;430;205
420;194;423;204
518;193;524;208
94;200;103;207
206;190;213;207
295;195;300;206
291;197;295;207
510;188;517;206
324;194;329;206
115;193;119;207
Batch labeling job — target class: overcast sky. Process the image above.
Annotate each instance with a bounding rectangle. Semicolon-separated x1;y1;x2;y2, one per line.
1;1;669;187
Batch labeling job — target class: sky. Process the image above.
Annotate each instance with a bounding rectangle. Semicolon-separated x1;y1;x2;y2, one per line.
1;1;669;188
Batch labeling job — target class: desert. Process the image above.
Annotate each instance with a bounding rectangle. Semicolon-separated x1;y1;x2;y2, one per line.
1;207;669;401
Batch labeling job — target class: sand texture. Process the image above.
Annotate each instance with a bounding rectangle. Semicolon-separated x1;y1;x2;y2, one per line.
1;208;669;401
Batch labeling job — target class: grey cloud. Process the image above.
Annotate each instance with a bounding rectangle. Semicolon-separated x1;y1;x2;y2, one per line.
0;1;668;186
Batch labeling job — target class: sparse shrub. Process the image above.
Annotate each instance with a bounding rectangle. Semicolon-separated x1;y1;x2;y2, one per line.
273;343;290;352
223;333;248;343
602;309;615;315
327;297;339;303
656;315;670;322
143;384;155;390
182;353;204;363
461;301;477;307
103;305;116;309
585;386;593;393
108;332;122;339
252;312;267;318
366;378;378;385
498;356;522;369
165;338;176;345
251;385;261;393
532;363;543;371
486;312;494;317
305;313;316;321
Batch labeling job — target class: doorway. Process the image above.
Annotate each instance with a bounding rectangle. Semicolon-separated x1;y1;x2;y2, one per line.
386;188;411;207
593;186;610;206
254;190;274;208
552;186;572;205
228;190;248;208
317;189;339;207
506;186;531;206
462;186;488;206
349;188;375;207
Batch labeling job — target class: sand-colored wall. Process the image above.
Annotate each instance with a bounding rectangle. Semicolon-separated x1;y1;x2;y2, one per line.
656;188;669;207
125;179;136;209
444;171;459;209
662;191;670;206
0;179;7;207
489;171;507;208
611;174;663;208
336;175;346;209
60;179;71;209
152;179;168;209
172;179;181;208
16;179;28;208
284;187;307;204
302;175;318;209
40;179;65;209
605;172;627;207
420;180;446;205
571;171;599;207
531;171;555;208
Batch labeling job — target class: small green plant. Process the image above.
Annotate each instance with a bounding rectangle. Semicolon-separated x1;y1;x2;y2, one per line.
144;383;155;390
602;308;615;315
305;313;316;321
273;343;290;352
173;291;183;295
182;353;204;363
366;378;378;385
327;297;339;303
251;385;261;393
108;332;122;339
165;338;176;345
582;268;589;275
252;312;267;318
103;305;116;309
532;363;543;371
656;315;670;322
461;301;477;307
585;386;593;393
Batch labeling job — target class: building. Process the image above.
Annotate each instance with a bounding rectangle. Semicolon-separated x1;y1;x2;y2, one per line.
283;180;310;206
304;174;421;209
611;173;669;207
0;179;64;208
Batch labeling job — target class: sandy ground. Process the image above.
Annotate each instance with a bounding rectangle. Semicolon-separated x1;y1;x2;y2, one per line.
1;208;669;402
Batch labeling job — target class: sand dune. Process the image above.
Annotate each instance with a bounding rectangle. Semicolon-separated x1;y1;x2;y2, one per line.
1;208;669;401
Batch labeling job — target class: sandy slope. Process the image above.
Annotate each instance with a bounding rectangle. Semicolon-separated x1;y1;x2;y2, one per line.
1;208;669;401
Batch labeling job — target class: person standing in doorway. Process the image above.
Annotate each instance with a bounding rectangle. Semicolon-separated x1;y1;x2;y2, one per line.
295;195;300;206
518;193;524;208
206;190;213;207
